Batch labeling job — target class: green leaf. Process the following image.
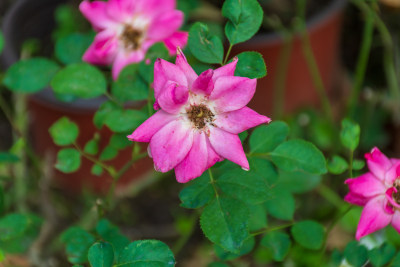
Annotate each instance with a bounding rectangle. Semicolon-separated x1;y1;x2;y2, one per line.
214;236;255;260
260;231;291;261
353;159;365;170
145;42;170;60
344;241;368;267
96;219;130;259
248;204;267;231
88;242;114;267
188;22;224;64
49;117;79;146
61;227;96;264
208;263;229;267
217;169;270;204
3;58;60;93
249;121;289;154
55;33;93;65
0;214;33;241
99;146;118;161
327;155;348;175
274;170;321;194
179;172;215;209
264;190;294;220
55;148;81;173
270;139;327;175
116;240;175;266
112;64;149;102
91;164;103;176
0;152;19;163
84;139;99;155
234;52;266;79
104;109;148;133
94;101;120;129
222;0;263;45
51;63;106;99
200;197;249;253
110;133;131;150
368;243;396;267
0;186;4;215
248;158;278;186
340;118;360;151
291;221;325;250
390;252;400;267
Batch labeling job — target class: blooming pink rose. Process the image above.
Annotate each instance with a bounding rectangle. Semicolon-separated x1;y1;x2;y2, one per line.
345;147;400;240
79;0;188;79
127;50;271;183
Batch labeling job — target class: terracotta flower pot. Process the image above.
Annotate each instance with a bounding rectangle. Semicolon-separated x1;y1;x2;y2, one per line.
232;0;347;116
1;0;153;193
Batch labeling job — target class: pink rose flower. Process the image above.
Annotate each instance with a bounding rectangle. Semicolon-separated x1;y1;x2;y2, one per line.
345;147;400;240
127;50;271;183
79;0;188;79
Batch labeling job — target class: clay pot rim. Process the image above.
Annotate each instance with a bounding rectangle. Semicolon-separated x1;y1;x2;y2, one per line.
246;0;347;46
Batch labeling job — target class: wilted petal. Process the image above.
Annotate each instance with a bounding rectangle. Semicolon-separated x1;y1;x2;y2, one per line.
148;11;184;40
212;57;238;82
158;81;189;114
175;131;208;183
208;126;249;170
83;30;118;65
154;58;188;99
127;110;178;142
345;173;386;199
79;1;116;30
150;119;194;172
175;48;197;87
164;32;188;55
214;107;271;134
210;76;257;113
344;192;369;206
356;196;392;240
192;69;214;95
365;147;393;180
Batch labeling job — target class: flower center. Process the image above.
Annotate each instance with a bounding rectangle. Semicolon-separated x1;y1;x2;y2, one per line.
187;104;214;129
121;25;143;50
393;179;400;204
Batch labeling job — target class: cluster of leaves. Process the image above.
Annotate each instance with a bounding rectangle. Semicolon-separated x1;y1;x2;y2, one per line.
179;121;328;264
60;219;175;266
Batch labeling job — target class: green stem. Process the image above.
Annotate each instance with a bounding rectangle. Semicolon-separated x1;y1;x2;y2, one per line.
251;222;294;236
223;44;233;65
73;143;116;177
316;184;344;209
349;150;354;178
208;168;219;198
348;3;375;115
172;211;200;255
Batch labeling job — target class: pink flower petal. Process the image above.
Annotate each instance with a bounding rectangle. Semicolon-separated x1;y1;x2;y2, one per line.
148;11;184;41
212;57;238;82
175;131;208;183
127;110;178;142
191;69;214;95
82;30;118;65
150;119;194;172
210;76;257;113
112;51;145;80
164;32;188;55
365;147;393;180
385;187;400;209
79;1;116;31
206;137;223;168
158;81;189;114
383;163;400;186
214;107;271;134
175;48;197;87
208;126;249;170
106;0;136;22
344;192;369;206
154;58;188;100
135;0;176;17
345;173;386;199
356;196;392;240
391;211;400;233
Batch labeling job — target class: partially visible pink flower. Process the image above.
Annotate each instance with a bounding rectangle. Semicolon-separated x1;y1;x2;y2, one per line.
79;0;188;79
127;49;271;183
345;147;400;240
